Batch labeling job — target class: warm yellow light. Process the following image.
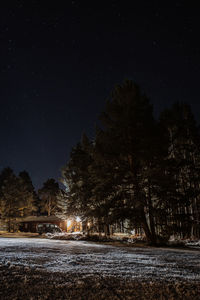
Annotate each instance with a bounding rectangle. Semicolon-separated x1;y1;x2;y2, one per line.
87;222;90;227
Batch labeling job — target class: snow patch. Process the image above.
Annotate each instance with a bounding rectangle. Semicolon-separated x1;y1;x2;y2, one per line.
0;238;200;281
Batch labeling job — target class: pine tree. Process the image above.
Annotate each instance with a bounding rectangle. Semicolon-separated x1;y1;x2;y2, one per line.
62;80;172;243
61;137;94;221
96;80;165;243
0;168;20;232
55;189;68;219
38;179;60;216
160;102;200;238
61;81;200;243
18;171;37;217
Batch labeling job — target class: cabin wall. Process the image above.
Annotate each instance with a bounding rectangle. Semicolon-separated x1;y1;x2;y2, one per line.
19;220;66;233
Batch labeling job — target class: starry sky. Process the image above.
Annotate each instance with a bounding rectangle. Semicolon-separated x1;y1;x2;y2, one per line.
0;1;200;189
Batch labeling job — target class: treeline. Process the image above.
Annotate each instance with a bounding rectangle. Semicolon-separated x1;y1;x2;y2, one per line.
0;168;62;232
61;80;200;245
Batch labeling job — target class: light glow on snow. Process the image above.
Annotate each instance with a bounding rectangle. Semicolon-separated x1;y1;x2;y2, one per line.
0;238;200;280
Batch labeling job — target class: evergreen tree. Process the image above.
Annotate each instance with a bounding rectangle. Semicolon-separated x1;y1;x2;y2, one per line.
0;168;38;231
0;168;14;217
0;168;20;232
62;80;172;243
160;103;200;238
38;179;60;216
96;80;168;243
61;136;94;221
18;171;37;216
55;189;68;219
61;81;200;242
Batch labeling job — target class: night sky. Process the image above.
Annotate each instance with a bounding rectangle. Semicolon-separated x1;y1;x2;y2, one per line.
0;1;199;189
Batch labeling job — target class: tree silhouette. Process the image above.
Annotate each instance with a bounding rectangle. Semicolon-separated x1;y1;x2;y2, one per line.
38;178;60;216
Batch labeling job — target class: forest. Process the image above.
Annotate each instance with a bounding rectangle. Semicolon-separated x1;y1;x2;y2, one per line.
0;170;61;232
0;80;200;245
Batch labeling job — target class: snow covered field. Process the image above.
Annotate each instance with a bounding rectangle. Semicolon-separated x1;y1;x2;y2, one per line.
0;238;200;280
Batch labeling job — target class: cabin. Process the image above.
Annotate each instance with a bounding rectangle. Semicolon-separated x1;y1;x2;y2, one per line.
19;216;66;232
19;216;82;233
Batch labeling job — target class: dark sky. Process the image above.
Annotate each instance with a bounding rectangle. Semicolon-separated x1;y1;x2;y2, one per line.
0;1;200;189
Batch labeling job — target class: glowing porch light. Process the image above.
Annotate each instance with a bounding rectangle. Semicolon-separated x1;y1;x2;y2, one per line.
67;220;71;227
76;217;81;222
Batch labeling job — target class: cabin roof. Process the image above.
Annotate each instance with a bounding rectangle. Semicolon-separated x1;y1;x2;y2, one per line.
19;216;66;223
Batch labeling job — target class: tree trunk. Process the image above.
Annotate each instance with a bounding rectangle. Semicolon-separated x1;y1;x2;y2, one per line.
8;218;11;233
104;224;110;237
141;210;157;245
98;218;102;237
148;183;157;243
48;199;51;216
